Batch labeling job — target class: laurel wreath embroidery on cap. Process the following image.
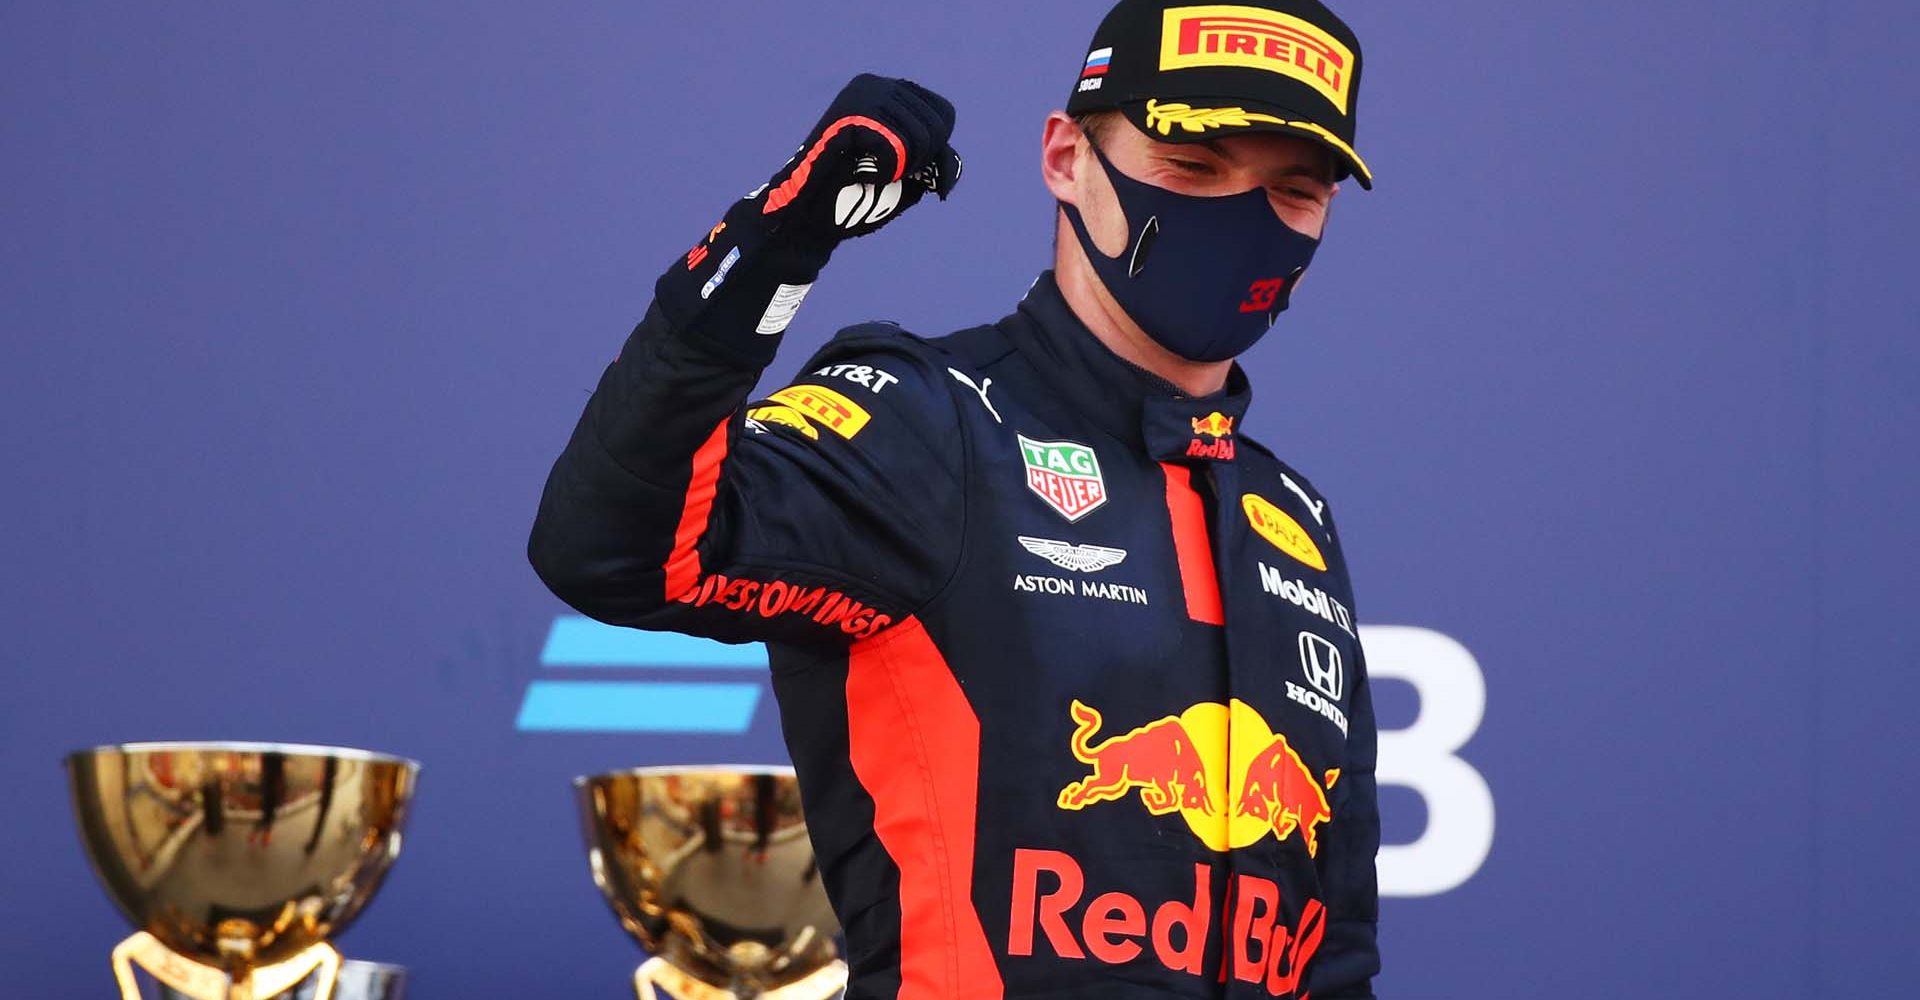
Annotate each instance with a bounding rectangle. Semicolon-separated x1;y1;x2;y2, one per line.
1141;100;1369;183
1143;99;1290;134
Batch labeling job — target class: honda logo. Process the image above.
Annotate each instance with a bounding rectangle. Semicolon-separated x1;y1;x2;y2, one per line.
1298;631;1344;700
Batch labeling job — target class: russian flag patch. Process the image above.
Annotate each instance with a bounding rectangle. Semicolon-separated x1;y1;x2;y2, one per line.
1081;47;1113;78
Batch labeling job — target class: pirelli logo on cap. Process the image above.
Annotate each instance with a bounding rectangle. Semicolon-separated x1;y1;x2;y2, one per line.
1159;5;1355;113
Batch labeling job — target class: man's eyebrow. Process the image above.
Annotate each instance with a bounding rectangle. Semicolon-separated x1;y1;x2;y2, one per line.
1273;164;1333;181
1190;138;1334;183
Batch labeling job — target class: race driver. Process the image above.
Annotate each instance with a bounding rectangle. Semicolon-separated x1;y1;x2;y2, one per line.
530;1;1380;996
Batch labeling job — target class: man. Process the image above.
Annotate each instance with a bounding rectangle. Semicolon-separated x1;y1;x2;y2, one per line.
530;1;1379;996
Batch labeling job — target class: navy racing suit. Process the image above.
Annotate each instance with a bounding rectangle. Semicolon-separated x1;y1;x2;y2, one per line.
529;270;1381;999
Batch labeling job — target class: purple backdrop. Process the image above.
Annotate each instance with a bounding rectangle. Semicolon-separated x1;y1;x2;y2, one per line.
4;1;1916;996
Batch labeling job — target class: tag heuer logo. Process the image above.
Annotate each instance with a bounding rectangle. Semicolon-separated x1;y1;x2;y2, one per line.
1018;434;1108;522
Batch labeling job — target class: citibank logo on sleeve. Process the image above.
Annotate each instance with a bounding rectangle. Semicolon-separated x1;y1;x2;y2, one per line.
1256;562;1351;636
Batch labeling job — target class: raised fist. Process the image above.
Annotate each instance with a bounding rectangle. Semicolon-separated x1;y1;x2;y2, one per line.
657;75;960;332
753;74;962;247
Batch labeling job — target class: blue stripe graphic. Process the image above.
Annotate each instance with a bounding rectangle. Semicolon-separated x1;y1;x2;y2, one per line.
517;616;772;733
515;680;761;734
540;616;770;668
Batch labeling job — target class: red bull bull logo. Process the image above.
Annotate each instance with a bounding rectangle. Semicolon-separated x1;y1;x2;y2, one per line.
1057;698;1335;856
1192;412;1236;438
1237;739;1338;859
1057;701;1215;818
1187;411;1238;460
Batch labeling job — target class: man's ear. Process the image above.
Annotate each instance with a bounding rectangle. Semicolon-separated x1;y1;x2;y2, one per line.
1040;111;1086;206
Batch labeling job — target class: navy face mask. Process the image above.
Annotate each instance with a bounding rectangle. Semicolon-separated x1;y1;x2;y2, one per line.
1061;142;1321;363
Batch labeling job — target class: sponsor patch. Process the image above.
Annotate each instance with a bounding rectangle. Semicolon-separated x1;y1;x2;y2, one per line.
755;282;812;336
1298;631;1344;700
746;403;818;440
1192;412;1235;438
675;571;891;640
699;246;741;300
1257;562;1352;636
1281;471;1326;526
766;384;870;439
814;363;898;394
1243;493;1326;571
1018;536;1127;573
1055;697;1333;855
1017;434;1108;522
1159;4;1355;113
1013;574;1149;606
1186;439;1234;460
1286;680;1349;737
948;368;1002;424
1187;410;1237;460
1291;631;1349;735
1008;849;1329;993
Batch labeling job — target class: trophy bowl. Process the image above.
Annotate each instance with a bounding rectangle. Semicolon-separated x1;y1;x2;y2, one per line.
67;742;419;1000
576;766;845;1000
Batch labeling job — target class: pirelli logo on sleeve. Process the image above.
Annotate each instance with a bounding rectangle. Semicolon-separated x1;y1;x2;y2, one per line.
765;384;871;439
1160;4;1355;113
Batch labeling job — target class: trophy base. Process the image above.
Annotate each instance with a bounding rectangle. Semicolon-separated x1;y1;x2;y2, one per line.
111;932;342;1000
635;956;848;1000
154;958;407;1000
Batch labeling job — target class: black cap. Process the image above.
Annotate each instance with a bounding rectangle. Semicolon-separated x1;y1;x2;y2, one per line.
1065;0;1372;189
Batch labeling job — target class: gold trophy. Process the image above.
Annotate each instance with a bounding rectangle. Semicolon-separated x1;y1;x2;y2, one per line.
576;766;847;1000
66;742;419;1000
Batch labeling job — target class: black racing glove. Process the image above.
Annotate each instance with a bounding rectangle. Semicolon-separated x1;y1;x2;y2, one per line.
656;74;961;340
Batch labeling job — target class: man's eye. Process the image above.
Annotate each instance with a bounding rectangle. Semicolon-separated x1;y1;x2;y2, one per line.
1170;159;1212;173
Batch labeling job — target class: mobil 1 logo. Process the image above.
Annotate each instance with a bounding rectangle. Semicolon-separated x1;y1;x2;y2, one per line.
1258;562;1353;637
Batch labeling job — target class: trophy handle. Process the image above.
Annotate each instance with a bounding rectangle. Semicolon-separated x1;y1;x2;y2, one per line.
108;932;344;1000
113;931;230;1000
635;955;732;1000
244;942;342;1000
633;956;849;1000
761;959;849;1000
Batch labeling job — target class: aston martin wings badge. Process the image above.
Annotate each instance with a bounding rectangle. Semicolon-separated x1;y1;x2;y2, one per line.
1017;536;1128;573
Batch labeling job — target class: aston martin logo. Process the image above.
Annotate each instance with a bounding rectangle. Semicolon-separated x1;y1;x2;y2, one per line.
1018;536;1129;573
